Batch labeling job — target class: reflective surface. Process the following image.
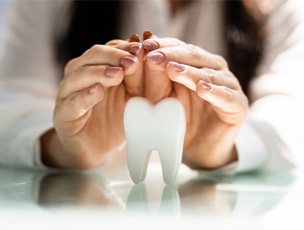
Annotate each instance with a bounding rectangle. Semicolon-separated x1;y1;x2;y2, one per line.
0;152;303;229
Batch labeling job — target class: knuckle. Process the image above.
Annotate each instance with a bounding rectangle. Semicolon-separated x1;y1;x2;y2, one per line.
209;73;215;83
186;44;201;59
105;39;122;46
90;44;102;52
69;67;82;81
107;39;128;50
223;69;234;78
224;69;241;88
203;68;215;83
169;37;185;46
85;45;103;59
64;58;77;76
215;55;228;68
111;48;122;57
223;86;234;103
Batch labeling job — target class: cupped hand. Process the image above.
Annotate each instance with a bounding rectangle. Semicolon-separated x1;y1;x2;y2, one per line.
142;37;249;169
42;38;145;168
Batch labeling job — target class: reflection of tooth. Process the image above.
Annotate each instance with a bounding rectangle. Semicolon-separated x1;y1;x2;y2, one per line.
159;185;181;214
126;183;180;215
126;183;148;212
123;97;186;184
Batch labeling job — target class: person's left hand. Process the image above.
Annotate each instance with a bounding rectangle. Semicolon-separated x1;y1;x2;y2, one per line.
141;37;249;169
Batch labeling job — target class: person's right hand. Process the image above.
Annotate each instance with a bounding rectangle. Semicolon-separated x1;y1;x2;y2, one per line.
41;39;145;169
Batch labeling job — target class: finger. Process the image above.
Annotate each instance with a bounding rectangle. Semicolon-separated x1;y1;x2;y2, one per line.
124;43;145;96
143;30;153;40
143;37;185;52
106;41;143;77
106;38;146;56
144;70;172;104
144;52;172;104
196;80;248;124
58;65;124;100
55;84;104;123
142;35;174;102
65;45;138;76
106;39;145;96
145;44;227;71
106;39;141;53
128;34;140;42
142;33;174;102
166;62;239;91
103;40;143;79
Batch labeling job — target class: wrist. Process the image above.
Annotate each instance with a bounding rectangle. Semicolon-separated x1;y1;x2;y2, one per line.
40;129;106;169
40;128;72;168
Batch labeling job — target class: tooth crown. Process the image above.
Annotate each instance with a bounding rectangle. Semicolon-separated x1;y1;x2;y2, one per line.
124;97;186;184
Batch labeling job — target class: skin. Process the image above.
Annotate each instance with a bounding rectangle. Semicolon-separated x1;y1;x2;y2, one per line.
41;40;147;168
41;32;248;170
141;36;248;169
41;2;249;170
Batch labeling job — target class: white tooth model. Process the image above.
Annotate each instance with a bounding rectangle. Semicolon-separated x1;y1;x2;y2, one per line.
123;97;186;184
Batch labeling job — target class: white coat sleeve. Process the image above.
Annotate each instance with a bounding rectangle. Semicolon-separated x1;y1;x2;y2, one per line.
0;0;70;168
230;0;304;174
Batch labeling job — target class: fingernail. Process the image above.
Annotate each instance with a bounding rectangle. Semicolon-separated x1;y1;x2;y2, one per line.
104;67;122;77
147;52;165;64
89;84;100;94
199;80;212;91
129;44;142;55
120;56;136;69
170;62;185;72
143;40;159;51
143;30;153;40
129;34;140;42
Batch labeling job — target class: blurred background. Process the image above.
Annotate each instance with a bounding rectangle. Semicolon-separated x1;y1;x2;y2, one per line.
0;0;12;53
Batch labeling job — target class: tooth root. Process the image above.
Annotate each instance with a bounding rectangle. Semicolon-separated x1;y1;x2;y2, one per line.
159;154;180;184
158;98;185;184
127;147;151;184
124;97;153;184
126;132;152;183
159;143;183;184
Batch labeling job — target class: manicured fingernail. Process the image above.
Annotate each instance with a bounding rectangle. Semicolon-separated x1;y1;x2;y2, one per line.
147;52;165;64
89;84;100;94
143;40;159;51
104;67;122;77
199;80;212;91
129;34;140;42
143;30;153;40
129;44;142;55
170;62;185;72
120;56;136;69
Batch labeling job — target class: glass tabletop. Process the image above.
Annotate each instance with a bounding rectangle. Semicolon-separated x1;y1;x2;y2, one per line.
0;152;303;230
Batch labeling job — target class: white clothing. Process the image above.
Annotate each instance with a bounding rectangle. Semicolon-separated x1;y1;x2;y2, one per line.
0;0;304;173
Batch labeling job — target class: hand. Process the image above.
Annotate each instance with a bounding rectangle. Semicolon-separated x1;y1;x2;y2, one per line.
142;37;249;169
41;38;146;169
